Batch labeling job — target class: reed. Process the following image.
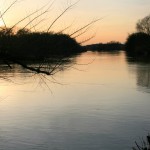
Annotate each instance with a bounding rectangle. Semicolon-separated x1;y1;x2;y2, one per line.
133;135;150;150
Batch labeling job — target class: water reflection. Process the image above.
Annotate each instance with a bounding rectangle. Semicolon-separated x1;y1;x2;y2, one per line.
126;54;150;93
0;51;150;150
136;65;150;91
0;54;79;83
1;51;150;93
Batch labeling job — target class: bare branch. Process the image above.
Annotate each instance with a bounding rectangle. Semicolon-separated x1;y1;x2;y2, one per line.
70;18;101;37
73;26;91;39
21;10;49;30
0;0;18;17
10;59;51;75
57;19;76;34
47;0;80;32
79;33;96;45
0;11;7;28
136;14;150;34
29;19;46;30
9;0;55;30
57;24;73;34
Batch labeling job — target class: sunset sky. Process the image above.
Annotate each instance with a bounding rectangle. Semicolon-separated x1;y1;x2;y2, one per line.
0;0;150;44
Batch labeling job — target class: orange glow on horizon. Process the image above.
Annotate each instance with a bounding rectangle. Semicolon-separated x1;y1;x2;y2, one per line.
0;0;150;44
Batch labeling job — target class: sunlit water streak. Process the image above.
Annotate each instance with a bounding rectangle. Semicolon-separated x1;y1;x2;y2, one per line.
0;51;150;150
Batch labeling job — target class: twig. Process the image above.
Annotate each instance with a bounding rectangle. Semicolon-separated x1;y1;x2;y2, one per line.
70;18;101;37
0;11;7;28
47;0;80;32
79;33;96;44
9;0;55;31
0;0;18;17
21;10;49;30
73;26;91;39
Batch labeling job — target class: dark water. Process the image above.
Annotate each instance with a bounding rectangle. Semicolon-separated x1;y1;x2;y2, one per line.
0;51;150;150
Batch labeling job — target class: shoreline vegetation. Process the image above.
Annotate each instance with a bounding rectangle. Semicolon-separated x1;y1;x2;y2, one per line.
125;14;150;59
0;27;84;75
0;28;83;59
0;0;149;76
0;0;100;75
125;32;150;58
0;27;124;60
83;41;124;51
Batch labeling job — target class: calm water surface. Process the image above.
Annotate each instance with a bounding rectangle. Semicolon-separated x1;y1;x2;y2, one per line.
0;51;150;150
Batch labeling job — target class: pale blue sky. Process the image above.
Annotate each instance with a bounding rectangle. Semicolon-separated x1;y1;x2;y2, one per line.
0;0;150;44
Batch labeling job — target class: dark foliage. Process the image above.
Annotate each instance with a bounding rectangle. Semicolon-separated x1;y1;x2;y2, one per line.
125;32;150;57
0;0;100;75
84;41;124;51
0;27;83;75
0;28;82;60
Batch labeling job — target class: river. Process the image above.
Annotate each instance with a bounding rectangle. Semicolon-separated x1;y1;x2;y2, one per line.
0;51;150;150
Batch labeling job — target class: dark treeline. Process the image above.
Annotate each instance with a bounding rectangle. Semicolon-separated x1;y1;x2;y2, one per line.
125;32;150;58
0;27;83;75
0;28;82;60
125;14;150;58
83;41;124;51
0;0;101;75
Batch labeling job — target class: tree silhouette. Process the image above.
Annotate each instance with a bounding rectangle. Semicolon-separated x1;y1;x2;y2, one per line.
125;14;150;57
0;0;99;76
125;32;150;56
136;14;150;35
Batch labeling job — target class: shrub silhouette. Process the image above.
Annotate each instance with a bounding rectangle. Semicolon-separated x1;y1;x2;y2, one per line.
0;28;82;60
125;32;150;57
84;41;124;51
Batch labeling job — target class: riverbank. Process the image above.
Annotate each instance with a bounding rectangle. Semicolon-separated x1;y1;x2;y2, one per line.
0;28;83;60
